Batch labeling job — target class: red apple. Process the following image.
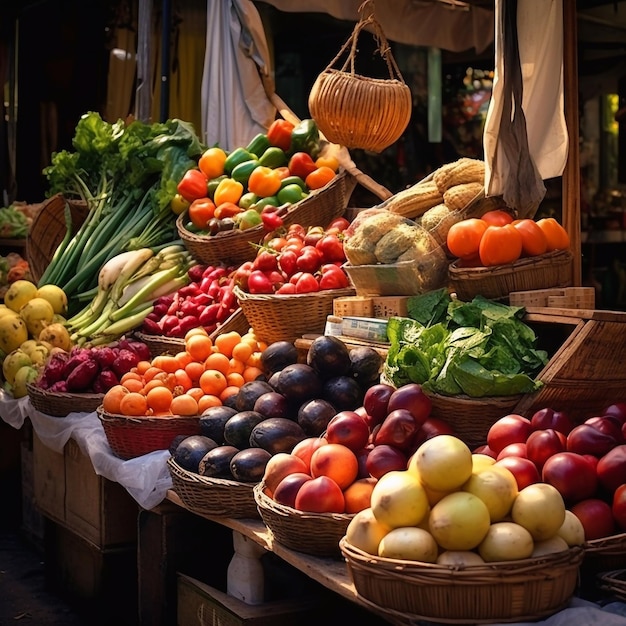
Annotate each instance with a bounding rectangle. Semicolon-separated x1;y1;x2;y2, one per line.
365;444;408;479
355;445;373;479
526;429;566;470
473;444;498;458
494;456;541;490
486;414;532;454
326;410;370;451
362;383;395;427
291;436;327;471
386;383;431;426
596;444;626;494
273;472;312;508
612;483;626;531
530;407;575;435
566;423;618;457
603;402;626;425
374;409;421;451
410;417;455;451
570;498;618;541
585;416;625;443
294;475;345;513
496;442;528;460
541;451;598;504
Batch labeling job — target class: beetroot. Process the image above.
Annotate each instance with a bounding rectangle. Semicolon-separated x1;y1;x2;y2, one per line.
49;381;68;393
92;346;117;368
62;349;92;379
98;369;120;391
42;352;70;386
125;341;151;362
111;349;140;378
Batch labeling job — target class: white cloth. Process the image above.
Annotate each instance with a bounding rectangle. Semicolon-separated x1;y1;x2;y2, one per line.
483;0;568;216
201;0;276;150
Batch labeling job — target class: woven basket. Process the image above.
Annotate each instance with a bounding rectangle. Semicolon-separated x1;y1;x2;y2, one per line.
580;532;626;586
340;538;584;624
26;193;90;283
234;285;355;345
167;457;259;519
449;249;574;302
134;307;250;358
177;169;356;267
26;382;103;418
597;568;626;602
254;483;353;558
426;392;523;449
97;407;200;460
308;2;411;152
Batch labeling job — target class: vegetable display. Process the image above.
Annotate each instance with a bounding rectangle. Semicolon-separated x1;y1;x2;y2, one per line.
38;112;205;310
383;288;548;397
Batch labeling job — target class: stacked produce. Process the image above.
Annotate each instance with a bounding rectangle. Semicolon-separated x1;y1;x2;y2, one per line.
233;219;350;295
0;253;32;298
0;279;70;397
38;112;205;312
175;118;338;236
0;202;39;239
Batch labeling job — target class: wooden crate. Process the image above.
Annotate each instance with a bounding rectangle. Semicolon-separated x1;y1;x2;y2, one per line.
33;433;138;548
514;307;626;422
509;287;595;309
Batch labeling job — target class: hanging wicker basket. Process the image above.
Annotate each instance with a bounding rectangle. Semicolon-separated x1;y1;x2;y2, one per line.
308;0;412;153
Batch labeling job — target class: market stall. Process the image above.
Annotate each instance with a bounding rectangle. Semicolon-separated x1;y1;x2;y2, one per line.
2;1;626;625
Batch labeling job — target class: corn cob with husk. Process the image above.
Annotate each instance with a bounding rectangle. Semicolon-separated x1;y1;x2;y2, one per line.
384;180;444;219
433;157;485;194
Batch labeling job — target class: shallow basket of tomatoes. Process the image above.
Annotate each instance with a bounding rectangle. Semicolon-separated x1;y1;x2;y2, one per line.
97;406;201;460
234;285;355;345
449;249;574;302
340;537;584;625
177;169;357;267
253;482;354;558
167;457;260;519
27;383;104;418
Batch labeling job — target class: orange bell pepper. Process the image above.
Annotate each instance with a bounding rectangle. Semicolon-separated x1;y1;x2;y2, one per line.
247;166;283;198
213;177;244;206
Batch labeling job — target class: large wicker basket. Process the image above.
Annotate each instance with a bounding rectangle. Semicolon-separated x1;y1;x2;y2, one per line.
449;249;574;302
254;483;353;558
97;407;200;460
597;568;626;602
580;531;626;592
308;2;411;152
340;538;584;624
234;285;355;345
167;457;259;519
26;193;90;283
177;169;356;267
26;382;104;418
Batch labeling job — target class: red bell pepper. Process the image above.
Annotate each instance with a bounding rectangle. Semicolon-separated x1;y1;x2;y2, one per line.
177;168;209;202
267;119;295;152
288;152;317;180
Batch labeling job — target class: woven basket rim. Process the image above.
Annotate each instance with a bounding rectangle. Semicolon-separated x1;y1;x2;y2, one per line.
27;381;104;402
426;390;524;404
450;249;573;278
253;482;354;522
97;406;201;424
167;456;256;489
340;537;584;578
317;68;410;88
583;531;626;553
234;285;355;303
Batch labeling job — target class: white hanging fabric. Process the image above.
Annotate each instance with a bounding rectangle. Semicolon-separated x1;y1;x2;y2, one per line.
201;0;276;151
483;0;568;217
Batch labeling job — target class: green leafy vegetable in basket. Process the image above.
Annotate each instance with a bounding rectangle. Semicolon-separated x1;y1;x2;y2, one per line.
383;289;548;397
38;111;205;313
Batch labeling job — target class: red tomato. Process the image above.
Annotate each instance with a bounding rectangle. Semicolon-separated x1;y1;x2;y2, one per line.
481;210;514;226
247;270;274;294
316;233;346;264
295;272;320;293
512;219;548;257
326;217;351;233
296;246;323;273
478;224;523;266
253;250;279;272
446;218;488;260
319;264;349;290
278;249;298;278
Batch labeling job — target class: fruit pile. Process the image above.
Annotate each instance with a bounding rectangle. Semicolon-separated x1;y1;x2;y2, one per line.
174;118;338;236
446;210;571;267
233;219;351;294
478;406;626;541
344;434;584;564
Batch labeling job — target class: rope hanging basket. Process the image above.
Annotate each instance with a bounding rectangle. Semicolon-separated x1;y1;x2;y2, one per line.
308;0;412;153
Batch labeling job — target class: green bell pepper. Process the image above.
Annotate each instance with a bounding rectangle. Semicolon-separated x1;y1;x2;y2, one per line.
258;146;287;169
289;119;321;159
231;159;260;186
279;175;307;191
245;133;271;158
277;184;308;205
239;192;259;210
224;147;256;175
252;196;279;211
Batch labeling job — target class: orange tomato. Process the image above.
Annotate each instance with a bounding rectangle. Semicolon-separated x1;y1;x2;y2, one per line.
170;394;199;416
512;219;548;257
102;385;130;414
198;394;222;413
536;218;570;251
204;352;231;375
199;369;228;397
478;224;523;266
305;166;336;190
214;331;242;358
146;386;173;413
481;209;514;226
446;218;488;260
186;334;214;362
119;392;148;416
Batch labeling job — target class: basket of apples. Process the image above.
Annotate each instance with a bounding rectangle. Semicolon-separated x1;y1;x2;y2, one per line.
233;220;355;345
